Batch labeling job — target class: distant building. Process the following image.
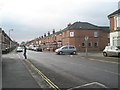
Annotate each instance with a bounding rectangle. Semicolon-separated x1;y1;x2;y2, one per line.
108;9;120;46
61;22;109;51
0;28;17;53
27;21;110;51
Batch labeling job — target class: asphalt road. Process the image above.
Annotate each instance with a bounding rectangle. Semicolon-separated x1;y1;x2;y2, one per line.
18;50;119;89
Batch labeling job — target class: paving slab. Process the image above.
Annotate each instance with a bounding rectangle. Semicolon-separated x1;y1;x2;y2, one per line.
2;53;39;88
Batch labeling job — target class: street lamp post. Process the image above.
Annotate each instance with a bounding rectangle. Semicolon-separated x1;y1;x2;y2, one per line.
9;29;13;38
9;29;13;51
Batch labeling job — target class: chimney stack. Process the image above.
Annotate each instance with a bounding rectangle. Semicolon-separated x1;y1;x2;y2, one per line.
67;23;71;27
44;33;46;37
48;31;50;36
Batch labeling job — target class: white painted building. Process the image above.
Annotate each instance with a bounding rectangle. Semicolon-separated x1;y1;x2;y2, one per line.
108;9;120;46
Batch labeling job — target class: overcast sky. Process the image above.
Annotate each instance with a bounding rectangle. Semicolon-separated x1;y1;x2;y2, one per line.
0;0;119;43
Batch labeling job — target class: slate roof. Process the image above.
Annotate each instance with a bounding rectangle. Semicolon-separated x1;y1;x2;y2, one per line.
108;9;120;18
63;22;109;32
98;26;110;32
66;22;100;30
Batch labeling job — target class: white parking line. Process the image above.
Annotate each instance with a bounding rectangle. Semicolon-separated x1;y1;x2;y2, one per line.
67;82;108;90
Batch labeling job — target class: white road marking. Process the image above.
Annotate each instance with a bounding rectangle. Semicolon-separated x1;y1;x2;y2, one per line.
67;82;108;90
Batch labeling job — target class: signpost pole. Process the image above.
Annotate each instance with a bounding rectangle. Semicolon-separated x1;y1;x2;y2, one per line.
85;36;89;57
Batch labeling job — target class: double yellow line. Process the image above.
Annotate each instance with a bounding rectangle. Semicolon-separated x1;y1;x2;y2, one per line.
24;59;60;90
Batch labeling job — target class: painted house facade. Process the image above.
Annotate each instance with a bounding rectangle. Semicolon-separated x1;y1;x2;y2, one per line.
108;9;120;46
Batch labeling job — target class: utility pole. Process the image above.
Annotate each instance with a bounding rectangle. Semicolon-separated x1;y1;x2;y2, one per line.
118;1;120;9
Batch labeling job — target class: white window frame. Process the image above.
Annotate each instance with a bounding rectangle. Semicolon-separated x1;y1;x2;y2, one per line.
114;15;120;30
70;32;74;37
94;32;98;37
112;36;120;46
94;42;98;47
88;41;92;47
81;41;85;47
117;16;120;30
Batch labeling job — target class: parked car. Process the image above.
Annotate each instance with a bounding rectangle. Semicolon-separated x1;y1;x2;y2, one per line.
28;45;34;50
16;47;23;52
55;46;77;55
33;46;42;52
103;46;120;57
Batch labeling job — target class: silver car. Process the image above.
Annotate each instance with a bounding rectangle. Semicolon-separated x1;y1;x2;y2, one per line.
16;47;23;52
103;46;120;57
55;46;77;55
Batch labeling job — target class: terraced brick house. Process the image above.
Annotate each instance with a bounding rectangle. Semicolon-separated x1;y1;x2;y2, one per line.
61;22;110;51
26;22;110;51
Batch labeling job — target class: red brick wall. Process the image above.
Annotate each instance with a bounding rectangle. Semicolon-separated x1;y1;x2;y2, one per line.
29;29;109;51
109;17;115;32
62;29;109;51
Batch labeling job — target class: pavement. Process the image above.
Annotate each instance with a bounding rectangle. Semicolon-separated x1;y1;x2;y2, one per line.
0;57;2;90
2;52;39;89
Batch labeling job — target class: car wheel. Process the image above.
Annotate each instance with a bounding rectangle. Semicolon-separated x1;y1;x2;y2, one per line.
72;51;76;55
103;52;107;57
59;51;63;55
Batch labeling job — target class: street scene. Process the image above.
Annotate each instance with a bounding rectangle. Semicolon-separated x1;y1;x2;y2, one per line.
0;0;120;90
2;50;120;89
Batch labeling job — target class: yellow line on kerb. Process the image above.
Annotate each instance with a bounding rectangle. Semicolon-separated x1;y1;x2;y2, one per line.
89;58;120;64
25;59;60;90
